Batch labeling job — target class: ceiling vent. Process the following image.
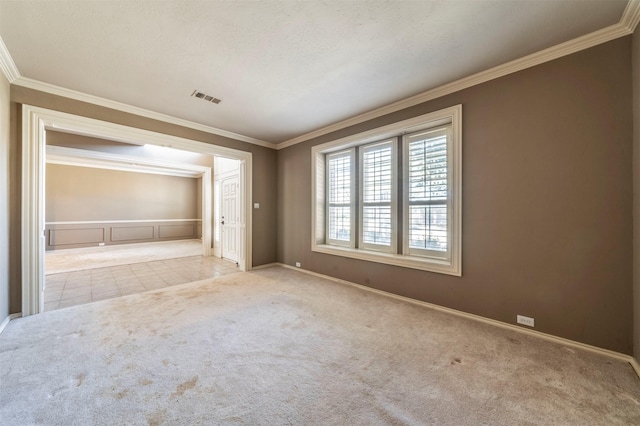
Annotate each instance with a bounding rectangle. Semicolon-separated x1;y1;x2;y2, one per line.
191;90;221;104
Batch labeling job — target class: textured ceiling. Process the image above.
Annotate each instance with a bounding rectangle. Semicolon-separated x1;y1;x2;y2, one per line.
0;0;630;144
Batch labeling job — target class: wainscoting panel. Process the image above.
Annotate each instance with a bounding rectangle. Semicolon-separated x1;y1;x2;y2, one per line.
158;224;195;239
49;228;105;246
111;226;155;242
45;220;201;250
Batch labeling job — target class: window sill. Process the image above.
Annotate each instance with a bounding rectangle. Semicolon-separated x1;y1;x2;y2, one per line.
312;244;461;276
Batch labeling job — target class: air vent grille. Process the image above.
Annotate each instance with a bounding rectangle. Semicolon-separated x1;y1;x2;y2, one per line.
191;90;221;104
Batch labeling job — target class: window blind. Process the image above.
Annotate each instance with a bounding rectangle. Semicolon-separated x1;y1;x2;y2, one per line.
406;130;448;252
327;152;352;242
361;142;393;247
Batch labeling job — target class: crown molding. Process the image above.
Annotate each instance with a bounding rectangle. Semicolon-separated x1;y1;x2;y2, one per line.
0;36;20;83
0;34;273;149
11;76;275;149
3;0;638;151
622;0;640;32
277;5;637;150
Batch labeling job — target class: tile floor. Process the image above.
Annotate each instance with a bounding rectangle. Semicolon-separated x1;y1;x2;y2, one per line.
44;255;239;312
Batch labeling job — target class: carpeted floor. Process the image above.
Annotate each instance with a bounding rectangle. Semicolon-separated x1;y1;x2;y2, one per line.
1;266;639;425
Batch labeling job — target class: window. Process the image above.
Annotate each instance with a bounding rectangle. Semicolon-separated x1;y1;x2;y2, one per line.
404;128;450;259
312;105;462;276
360;140;395;252
326;150;354;246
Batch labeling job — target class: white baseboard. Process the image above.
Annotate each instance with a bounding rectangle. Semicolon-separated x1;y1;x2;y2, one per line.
630;357;640;379
275;263;638;372
0;313;22;335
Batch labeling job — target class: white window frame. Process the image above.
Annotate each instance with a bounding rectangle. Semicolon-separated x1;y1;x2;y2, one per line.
311;105;462;276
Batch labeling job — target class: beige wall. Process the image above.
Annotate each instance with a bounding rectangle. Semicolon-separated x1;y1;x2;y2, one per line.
9;87;278;313
0;68;9;323
633;29;640;364
45;164;200;249
278;37;633;354
46;164;198;222
46;130;210;238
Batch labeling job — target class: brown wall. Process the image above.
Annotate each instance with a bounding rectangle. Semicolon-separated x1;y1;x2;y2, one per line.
278;37;634;354
0;68;9;323
9;87;278;313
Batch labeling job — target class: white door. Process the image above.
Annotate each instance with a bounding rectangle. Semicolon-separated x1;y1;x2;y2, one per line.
221;175;239;263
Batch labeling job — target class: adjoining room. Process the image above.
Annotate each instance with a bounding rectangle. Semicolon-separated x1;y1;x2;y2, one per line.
42;133;242;310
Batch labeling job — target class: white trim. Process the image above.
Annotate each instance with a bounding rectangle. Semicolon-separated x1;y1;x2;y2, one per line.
0;37;20;83
202;167;213;257
311;105;462;276
12;76;275;149
46;145;210;178
277;8;638;150
312;108;458;155
276;263;638;368
622;0;640;32
22;105;253;316
0;313;22;335
630;357;640;379
312;244;460;275
46;219;203;225
22;106;46;315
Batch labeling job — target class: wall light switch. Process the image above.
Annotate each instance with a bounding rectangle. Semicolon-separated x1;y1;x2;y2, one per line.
254;203;260;209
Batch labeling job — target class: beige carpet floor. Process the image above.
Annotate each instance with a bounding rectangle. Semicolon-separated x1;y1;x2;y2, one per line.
1;266;639;425
45;239;204;274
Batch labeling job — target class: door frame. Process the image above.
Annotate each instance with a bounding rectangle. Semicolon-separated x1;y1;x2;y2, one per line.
21;104;253;316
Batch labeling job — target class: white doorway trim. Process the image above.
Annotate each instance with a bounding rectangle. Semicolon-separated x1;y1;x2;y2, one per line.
22;104;253;316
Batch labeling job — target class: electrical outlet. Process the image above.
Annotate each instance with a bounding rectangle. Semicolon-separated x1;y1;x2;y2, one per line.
517;315;535;327
99;242;105;246
295;262;301;268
